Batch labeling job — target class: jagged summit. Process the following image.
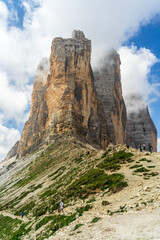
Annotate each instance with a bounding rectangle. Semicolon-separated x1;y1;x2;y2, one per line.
4;30;157;159
72;30;86;39
17;31;109;157
126;94;157;151
94;50;126;145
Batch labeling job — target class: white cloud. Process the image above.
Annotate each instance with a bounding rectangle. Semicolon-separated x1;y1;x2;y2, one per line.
0;1;9;28
0;72;32;124
0;124;20;160
119;45;159;115
1;0;160;87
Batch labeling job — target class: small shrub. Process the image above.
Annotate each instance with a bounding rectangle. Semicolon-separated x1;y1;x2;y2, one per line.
139;158;151;163
73;223;84;231
144;172;158;177
91;217;101;223
77;205;92;216
134;167;149;173
68;169;127;199
130;164;143;169
98;150;134;171
74;154;84;164
86;198;96;203
36;216;55;230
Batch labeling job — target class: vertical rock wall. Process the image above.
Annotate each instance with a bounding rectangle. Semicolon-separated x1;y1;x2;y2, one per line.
94;51;127;145
18;58;49;157
18;31;109;157
126;95;157;151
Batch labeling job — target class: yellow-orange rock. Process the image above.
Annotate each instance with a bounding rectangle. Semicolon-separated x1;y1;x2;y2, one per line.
18;31;109;157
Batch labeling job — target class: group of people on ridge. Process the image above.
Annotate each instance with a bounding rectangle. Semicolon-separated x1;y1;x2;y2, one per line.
140;143;153;153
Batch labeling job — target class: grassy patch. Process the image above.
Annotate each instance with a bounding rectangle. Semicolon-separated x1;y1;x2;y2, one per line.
74;154;84;164
11;223;32;240
134;167;150;173
14;201;36;216
0;215;22;240
36;216;55;230
101;148;112;158
77;204;92;216
143;172;158;177
91;217;101;223
86;198;96;203
37;214;76;239
139;158;152;163
147;166;155;168
97;150;134;171
48;166;66;178
73;223;84;231
67;169;127;199
130;164;143;169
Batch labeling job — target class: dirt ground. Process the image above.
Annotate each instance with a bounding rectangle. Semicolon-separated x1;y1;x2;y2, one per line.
52;208;160;240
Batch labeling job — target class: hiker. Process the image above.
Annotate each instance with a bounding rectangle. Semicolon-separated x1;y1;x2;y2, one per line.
149;143;152;153
21;211;24;218
140;145;143;152
59;200;64;214
143;144;146;151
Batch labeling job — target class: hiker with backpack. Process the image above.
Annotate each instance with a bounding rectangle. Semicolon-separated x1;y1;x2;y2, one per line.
59;200;64;214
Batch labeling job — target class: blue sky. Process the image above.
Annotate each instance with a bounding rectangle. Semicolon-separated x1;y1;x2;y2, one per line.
0;0;160;159
126;19;160;136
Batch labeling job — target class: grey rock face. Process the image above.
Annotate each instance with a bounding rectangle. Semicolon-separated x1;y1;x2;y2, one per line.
94;50;127;145
126;95;157;151
4;141;19;161
72;30;85;39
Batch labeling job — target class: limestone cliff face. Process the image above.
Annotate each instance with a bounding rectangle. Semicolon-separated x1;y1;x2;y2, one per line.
94;51;127;145
4;141;19;161
126;95;157;151
17;58;49;157
18;31;109;157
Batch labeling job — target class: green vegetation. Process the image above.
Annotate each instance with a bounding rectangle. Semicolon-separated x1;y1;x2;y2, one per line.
91;217;101;223
68;169;127;199
36;216;55;230
143;172;158;177
139;158;152;163
101;148;112;158
37;214;76;239
77;205;92;216
48;166;66;178
74;154;84;164
86;198;96;203
11;223;32;240
147;166;155;168
0;215;22;240
73;223;84;231
14;201;36;216
97;150;134;171
134;167;150;173
0;141;135;239
130;164;143;169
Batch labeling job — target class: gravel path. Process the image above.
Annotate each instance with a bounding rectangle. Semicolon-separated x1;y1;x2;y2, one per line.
53;209;160;240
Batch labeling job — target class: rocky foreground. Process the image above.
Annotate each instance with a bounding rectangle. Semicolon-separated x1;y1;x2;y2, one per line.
0;137;160;239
